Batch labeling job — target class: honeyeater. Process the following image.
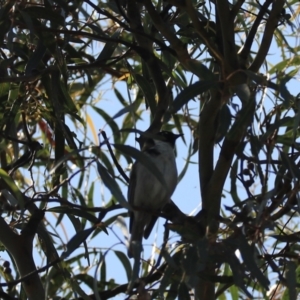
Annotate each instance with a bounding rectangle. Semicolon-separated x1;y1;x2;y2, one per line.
127;131;182;258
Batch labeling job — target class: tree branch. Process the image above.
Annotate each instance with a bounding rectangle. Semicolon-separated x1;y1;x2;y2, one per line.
230;0;246;21
185;0;224;65
216;0;239;71
198;90;223;207
238;0;273;64
201;94;256;227
249;0;285;72
0;215;45;300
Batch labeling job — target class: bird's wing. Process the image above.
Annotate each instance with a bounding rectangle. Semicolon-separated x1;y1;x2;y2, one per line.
144;215;158;239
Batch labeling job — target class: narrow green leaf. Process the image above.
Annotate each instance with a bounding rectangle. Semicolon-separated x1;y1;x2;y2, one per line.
158;265;174;295
238;235;270;289
185;60;215;80
229;284;239;300
227;254;253;298
280;152;300;180
112;101;138;120
62;227;95;258
286;261;297;300
134;73;156;114
19;10;35;38
0;168;24;209
114;250;132;281
230;159;241;204
100;252;106;284
96;160;130;209
171;80;217;113
279;76;295;107
69;277;91;300
48;207;99;224
293;99;300;141
96;28;122;62
93;106;121;144
177;143;193;183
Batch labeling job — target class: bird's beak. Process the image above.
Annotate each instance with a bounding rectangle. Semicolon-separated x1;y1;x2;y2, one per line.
175;133;184;139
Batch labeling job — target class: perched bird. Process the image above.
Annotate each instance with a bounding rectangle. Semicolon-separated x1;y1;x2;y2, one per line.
128;131;182;258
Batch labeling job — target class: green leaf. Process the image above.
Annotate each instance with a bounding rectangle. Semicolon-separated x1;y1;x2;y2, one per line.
279;76;295;107
0;169;24;209
286;261;297;300
19;10;35;39
227;254;252;298
48;207;99;224
229;284;239;300
185;59;215;80
100;252;106;284
69;276;91;300
62;227;95;259
134;73;156;114
158;265;174;295
238;235;270;289
230;159;240;204
114;250;132;281
171;80;217;113
93;106;121;144
112;101;138;120
96;28;122;62
280;151;300;180
177;143;193;183
96;160;130;210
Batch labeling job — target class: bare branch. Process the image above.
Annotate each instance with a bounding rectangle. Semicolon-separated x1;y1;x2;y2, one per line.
216;0;239;71
249;0;285;72
238;0;273;64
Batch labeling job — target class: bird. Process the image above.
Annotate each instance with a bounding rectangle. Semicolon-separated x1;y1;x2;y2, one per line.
127;131;182;258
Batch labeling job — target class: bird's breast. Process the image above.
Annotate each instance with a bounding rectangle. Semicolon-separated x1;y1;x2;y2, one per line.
133;149;177;209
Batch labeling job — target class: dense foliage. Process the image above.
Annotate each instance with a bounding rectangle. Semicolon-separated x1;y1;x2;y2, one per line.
0;0;300;299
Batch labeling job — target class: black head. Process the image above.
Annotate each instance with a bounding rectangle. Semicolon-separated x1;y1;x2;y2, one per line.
156;131;183;147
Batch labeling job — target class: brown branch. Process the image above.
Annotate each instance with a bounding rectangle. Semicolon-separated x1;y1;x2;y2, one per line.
230;0;246;21
249;0;285;72
198;90;223;207
0;217;19;253
216;0;239;72
185;0;224;65
238;0;273;64
200;94;256;227
0;216;45;300
21;209;45;240
28;196;122;213
87;263;167;300
0;257;60;288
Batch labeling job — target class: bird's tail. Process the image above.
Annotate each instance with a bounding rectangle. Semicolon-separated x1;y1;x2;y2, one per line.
128;219;144;258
